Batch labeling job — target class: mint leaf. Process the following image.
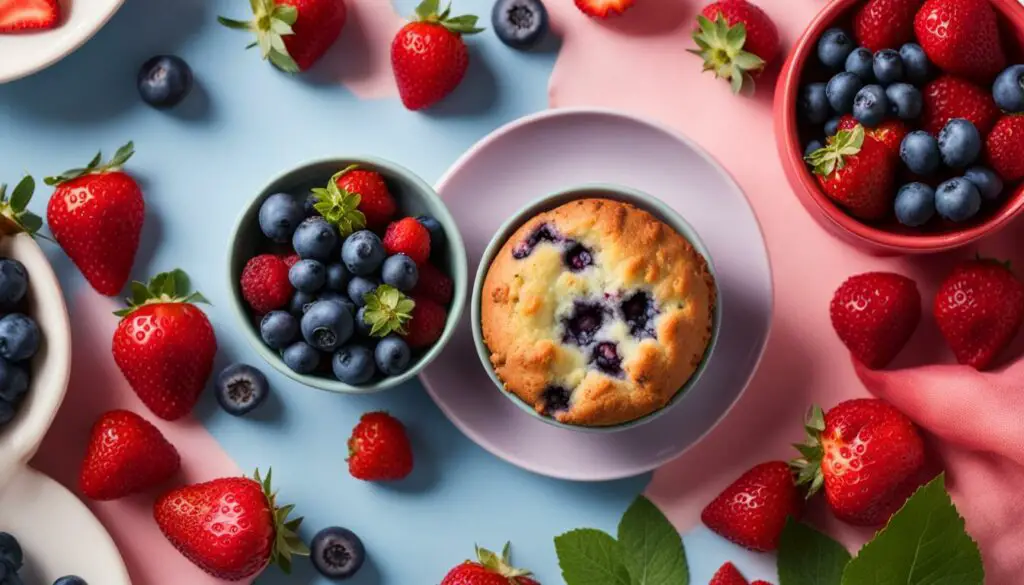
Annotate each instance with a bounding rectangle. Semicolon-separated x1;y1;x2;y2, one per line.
617;496;688;585
841;474;984;585
554;529;632;585
778;519;851;585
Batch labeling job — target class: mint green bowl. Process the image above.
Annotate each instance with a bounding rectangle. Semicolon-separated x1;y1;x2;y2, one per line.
227;156;468;394
471;184;721;432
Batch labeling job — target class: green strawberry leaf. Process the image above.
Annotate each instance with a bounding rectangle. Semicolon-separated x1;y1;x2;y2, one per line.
115;268;208;317
363;285;414;337
691;13;763;95
9;175;34;212
617;496;688;585
218;0;300;73
778;519;851;585
555;529;632;585
44;142;135;186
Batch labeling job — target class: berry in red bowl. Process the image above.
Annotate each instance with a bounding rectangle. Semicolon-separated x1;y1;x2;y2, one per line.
774;0;1024;255
227;157;467;394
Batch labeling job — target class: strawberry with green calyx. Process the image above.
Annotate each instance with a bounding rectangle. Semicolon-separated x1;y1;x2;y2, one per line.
0;176;44;238
690;0;780;96
805;124;895;221
218;0;346;74
309;168;366;238
440;542;538;585
362;285;415;337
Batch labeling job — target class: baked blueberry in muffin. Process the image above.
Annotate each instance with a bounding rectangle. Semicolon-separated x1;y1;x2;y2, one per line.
480;198;716;427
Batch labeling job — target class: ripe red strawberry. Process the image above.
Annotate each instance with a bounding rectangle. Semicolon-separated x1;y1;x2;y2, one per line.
155;469;308;580
218;0;346;73
985;115;1024;182
0;0;59;31
411;263;453;305
241;254;293;314
574;0;634;18
391;0;483;111
921;75;1000;135
441;543;539;585
792;399;925;526
112;270;217;421
806;125;896;221
853;0;921;52
934;257;1024;370
383;217;431;265
710;563;749;585
751;582;773;585
333;165;395;230
403;297;447;348
692;1;780;95
915;0;1006;83
830;272;921;369
837;116;907;156
701;461;801;552
44;142;143;296
79;410;180;501
347;412;414;481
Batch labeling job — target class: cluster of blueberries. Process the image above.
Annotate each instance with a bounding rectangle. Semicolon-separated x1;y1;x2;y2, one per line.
0;259;42;430
1;533;86;585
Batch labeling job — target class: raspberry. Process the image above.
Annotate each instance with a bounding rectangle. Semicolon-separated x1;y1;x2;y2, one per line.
336;169;396;229
410;263;453;305
280;253;300;268
382;218;430;265
241;254;293;313
402;298;447;348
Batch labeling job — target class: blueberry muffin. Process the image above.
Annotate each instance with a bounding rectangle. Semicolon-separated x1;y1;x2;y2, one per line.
480;198;716;427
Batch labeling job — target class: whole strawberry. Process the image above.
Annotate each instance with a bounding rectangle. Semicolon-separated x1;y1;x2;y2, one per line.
921;75;1000;135
44;142;143;296
333;165;396;230
934;257;1024;370
155;469;308;580
691;0;780;95
830;272;921;369
112;269;217;421
701;461;801;552
79;410;180;501
853;0;921;52
806;125;896;221
710;563;749;585
792;399;925;526
985;115;1024;182
391;0;483;111
914;0;1006;83
383;217;431;264
347;411;413;481
441;543;539;585
218;0;346;73
403;297;447;348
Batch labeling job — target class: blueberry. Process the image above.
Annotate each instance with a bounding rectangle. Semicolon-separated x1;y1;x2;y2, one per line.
872;49;904;86
825;117;841;137
325;263;350;292
621;291;658;340
993;64;1024;113
347;276;380;307
310;527;366;580
804;140;824;159
492;0;548;50
0;357;25;401
541;385;572;415
938;119;982;168
894;183;936;227
0;259;27;308
0;399;14;427
332;345;376;384
354;305;373;337
844;47;875;83
416;215;446;258
292;217;338;261
935;177;982;222
318;291;356;315
53;577;88;585
899;43;930;85
288;290;317;317
826;72;864;114
137;55;193;109
258;193;304;244
288;259;326;293
512;223;561;259
561;301;606;346
0;532;22;571
381;254;418;291
818;28;854;69
799;83;830;125
374;335;411;376
886;83;922;120
283;341;320;374
964;166;1004;201
591;342;623;375
341;230;386;276
301;300;354;352
0;314;39;362
853;85;889;127
303;192;320;217
260;310;299;350
562;241;594;272
900;131;941;176
215;363;269;416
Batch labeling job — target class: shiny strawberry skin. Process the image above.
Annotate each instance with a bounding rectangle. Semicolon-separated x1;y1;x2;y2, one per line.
441;563;539;585
79;409;180;501
853;0;921;51
816;137;896;221
347;412;414;481
868;119;909;156
383;217;431;265
155;477;274;580
112;303;217;420
279;0;346;71
47;171;143;296
701;0;781;64
915;0;1006;83
0;0;60;31
985;115;1024;182
573;0;635;18
392;22;469;111
710;562;749;585
410;263;454;305
336;169;396;230
830;272;921;369
701;461;801;552
934;258;1024;370
920;75;1000;136
403;297;447;348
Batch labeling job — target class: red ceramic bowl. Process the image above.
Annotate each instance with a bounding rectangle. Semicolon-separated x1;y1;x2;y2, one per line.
774;0;1024;256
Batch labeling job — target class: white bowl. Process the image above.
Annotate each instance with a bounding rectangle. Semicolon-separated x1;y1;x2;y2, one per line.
0;0;125;84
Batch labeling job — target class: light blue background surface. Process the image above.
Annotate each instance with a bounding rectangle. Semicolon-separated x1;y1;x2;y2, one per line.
0;0;774;582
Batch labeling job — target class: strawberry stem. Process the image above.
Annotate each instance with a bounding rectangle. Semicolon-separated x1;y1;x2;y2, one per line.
254;467;310;575
689;14;765;95
474;542;533;579
44;142;135;187
114;268;209;317
218;0;301;73
789;404;826;499
412;0;484;35
804;126;865;177
0;175;46;239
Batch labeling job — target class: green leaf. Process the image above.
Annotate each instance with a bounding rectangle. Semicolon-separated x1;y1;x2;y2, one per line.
268;49;300;73
778;519;851;585
218;16;253;30
840;474;984;585
415;0;440;20
555;529;632;585
273;4;298;25
130;281;150;306
17;213;42;234
733;51;765;72
9;176;34;212
725;21;746;52
109;142;135;168
616;496;688;585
